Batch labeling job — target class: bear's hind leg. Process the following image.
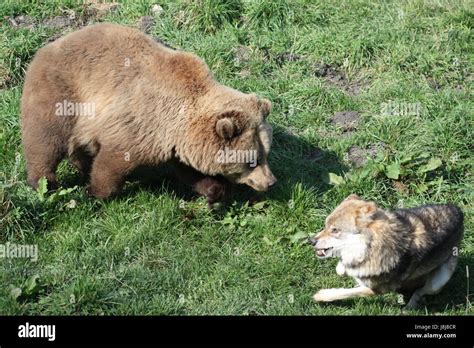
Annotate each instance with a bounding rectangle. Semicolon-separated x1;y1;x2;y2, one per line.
70;147;94;178
87;147;134;198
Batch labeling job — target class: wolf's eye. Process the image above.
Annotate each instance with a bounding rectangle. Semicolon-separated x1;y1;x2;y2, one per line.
330;227;339;234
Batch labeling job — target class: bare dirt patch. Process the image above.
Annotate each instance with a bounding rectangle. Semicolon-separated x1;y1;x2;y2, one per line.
330;110;360;132
0;66;11;89
392;180;409;194
426;73;472;92
314;62;368;96
233;45;252;64
83;1;120;20
4;15;37;28
42;15;74;29
426;77;443;91
233;45;253;77
4;1;120;33
276;52;301;66
347;143;383;168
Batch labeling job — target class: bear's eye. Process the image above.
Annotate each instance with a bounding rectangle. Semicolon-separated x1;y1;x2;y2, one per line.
248;157;259;169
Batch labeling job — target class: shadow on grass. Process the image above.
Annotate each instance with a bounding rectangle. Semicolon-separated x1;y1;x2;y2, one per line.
426;255;473;313
1;124;347;235
119;124;348;206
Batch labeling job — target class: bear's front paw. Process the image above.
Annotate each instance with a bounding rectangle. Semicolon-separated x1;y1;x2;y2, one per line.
192;176;231;208
206;183;226;205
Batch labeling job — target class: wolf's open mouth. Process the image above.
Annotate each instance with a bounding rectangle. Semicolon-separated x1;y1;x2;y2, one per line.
316;247;332;258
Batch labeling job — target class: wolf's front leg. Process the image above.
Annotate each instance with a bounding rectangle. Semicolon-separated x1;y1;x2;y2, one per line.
336;261;346;276
313;286;374;302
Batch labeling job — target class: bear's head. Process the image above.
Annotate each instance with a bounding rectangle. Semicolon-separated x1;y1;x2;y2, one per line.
181;87;277;192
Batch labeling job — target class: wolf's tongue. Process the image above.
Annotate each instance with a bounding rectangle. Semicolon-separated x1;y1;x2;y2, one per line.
317;249;325;257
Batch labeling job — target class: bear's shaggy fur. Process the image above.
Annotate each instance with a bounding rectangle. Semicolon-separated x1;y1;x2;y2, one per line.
21;24;276;200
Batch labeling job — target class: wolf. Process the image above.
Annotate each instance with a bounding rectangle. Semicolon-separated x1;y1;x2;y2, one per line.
309;194;464;309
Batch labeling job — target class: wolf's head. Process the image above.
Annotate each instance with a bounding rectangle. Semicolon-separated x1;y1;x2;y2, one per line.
309;194;387;265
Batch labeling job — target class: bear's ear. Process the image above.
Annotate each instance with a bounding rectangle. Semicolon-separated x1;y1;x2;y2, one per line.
259;98;272;119
216;118;235;139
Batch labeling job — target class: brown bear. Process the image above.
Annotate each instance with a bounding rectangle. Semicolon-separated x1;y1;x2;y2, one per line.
21;23;276;203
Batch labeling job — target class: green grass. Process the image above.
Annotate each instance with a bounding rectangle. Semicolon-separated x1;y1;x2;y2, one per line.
0;0;473;315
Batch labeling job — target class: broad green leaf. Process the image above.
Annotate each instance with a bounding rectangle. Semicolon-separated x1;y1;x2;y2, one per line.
262;236;273;246
252;201;266;211
324;172;345;186
57;186;77;196
385;162;401;179
289;231;308;243
65;199;77;209
400;153;413;163
10;287;22;300
419;157;442;173
37;177;48;202
374;152;385;162
24;274;41;296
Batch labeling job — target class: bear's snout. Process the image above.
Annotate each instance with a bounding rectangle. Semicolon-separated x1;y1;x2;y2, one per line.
241;164;277;192
267;174;277;188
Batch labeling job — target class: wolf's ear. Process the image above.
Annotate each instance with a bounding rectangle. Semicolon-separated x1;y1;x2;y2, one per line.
216;118;235;139
344;194;361;201
359;202;377;214
357;202;379;223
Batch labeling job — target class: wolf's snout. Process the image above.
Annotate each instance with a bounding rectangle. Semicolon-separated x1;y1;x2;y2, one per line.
308;237;318;246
